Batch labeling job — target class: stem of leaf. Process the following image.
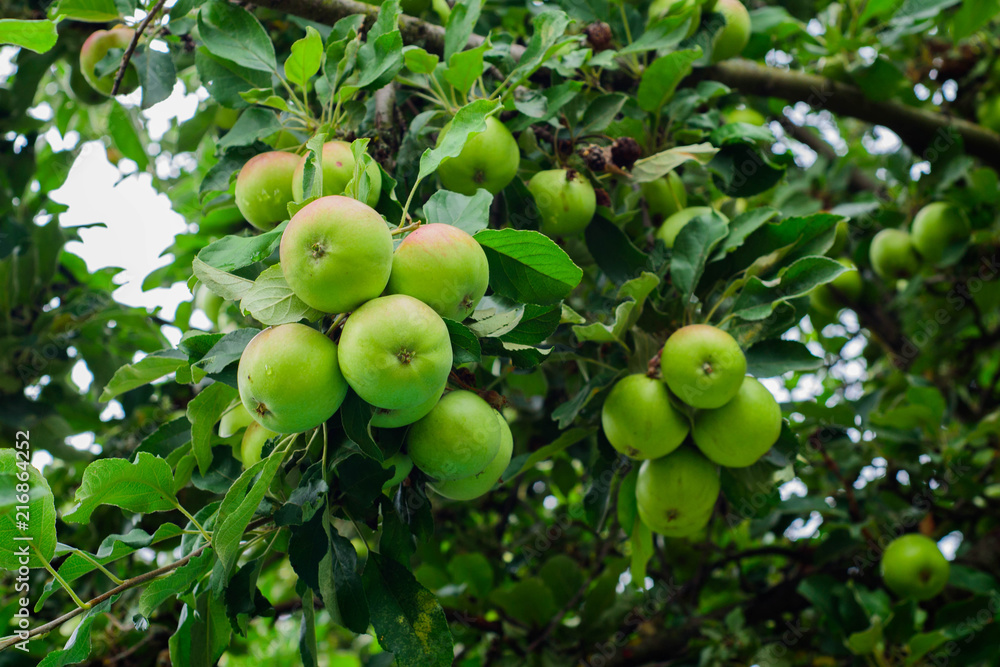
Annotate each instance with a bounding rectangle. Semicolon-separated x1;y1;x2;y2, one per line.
67;547;125;585
34;545;90;610
173;502;212;544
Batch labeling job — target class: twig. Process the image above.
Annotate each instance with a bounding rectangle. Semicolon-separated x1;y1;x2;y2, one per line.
111;0;169;96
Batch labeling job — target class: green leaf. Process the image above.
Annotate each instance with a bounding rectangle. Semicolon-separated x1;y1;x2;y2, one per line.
0;450;56;569
423;189;493;234
198;0;276;73
109;102;149;171
239;264;325;326
745;339;823;377
709;142;786;197
0;19;58;53
581;94;629;132
187;382;239;475
198;222;287;273
195;47;271;108
192;257;256;301
137;549;215;617
504;427;596;480
505;10;571;85
196;328;261;375
132;46;177;109
467;297;524;337
629;520;654;586
444;0;483;61
711;207;780;261
214;445;288;577
217;107;282;150
585;216;648;284
732;256;847;321
631;143;718;183
36;524;183;609
49;0;118;22
403;46;438;74
321;515;370;633
444;41;489;97
63;452;177;524
551;371;621;429
38;596;120;667
100;349;187;401
499;304;560;346
573;272;659;344
619;15;690;54
443;318;482;364
284;25;324;88
475;229;583;305
847;617;884;655
905;631;951;665
168;593;231;667
670;211;730;300
300;589;319;667
341;391;383;462
637;49;701;112
417;98;501;181
490;577;559;628
345;1;402;94
363;552;454;667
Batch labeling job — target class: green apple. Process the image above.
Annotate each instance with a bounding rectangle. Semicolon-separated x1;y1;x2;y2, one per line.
636;447;720;537
237;323;349;434
810;259;864;315
660;324;746;409
601;374;689;460
79;27;139;96
219;401;254;438
828;219;850;256
656;207;728;249
214;106;240;131
881;534;950;601
290;140;382;207
267;129;302;149
642;172;687;222
528;169;597;236
381;452;414;489
279;195;394;314
408;390;502;481
429;411;513;500
691;377;782;467
977;95;1000;134
242;421;279;467
724;106;766;126
910;202;969;265
869;228;920;280
437;116;520;195
194;286;223;327
371;381;446;428
710;0;751;63
234;151;300;231
338;294;453;410
386;223;490;321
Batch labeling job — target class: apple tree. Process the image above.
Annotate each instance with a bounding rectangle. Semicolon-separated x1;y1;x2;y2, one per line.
2;0;1000;665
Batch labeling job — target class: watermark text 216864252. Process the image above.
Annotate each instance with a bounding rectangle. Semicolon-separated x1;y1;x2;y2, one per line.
11;430;33;651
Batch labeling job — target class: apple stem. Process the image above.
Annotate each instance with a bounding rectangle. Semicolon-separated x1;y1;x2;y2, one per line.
392;220;423;236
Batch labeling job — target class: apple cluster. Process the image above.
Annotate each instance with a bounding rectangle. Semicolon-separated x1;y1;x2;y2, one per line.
601;325;782;537
869;201;970;282
229;141;513;500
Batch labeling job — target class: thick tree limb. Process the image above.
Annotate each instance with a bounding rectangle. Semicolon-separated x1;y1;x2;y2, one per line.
246;0;1000;169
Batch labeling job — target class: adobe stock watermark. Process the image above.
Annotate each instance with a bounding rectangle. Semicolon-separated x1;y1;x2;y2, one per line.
9;431;34;651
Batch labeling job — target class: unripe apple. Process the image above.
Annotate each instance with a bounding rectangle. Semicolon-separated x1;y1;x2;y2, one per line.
407;390;502;481
234;151;300;231
881;534;950;601
381;452;414;489
648;0;701;36
723;106;766;126
660;324;746;409
691;377;781;467
528;169;597;236
710;0;751;63
280;195;394;314
656;207;728;249
79;28;139;96
636;447;720;537
290;140;382;207
910;202;970;265
436;116;520;195
371;381;446;428
219;401;254;438
809;258;863;315
977;95;1000;134
237;323;349;434
601;374;689;459
386;223;490;321
214;106;240;131
641;172;687;221
338;294;453;410
242;421;279;467
429;411;513;500
194;286;223;327
869;228;920;280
